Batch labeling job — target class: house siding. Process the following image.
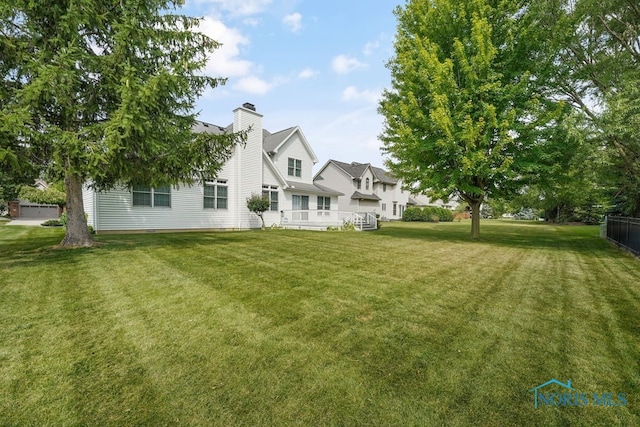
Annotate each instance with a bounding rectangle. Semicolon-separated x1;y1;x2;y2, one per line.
232;106;264;229
315;163;353;212
83;185;96;228
83;104;332;233
273;133;315;184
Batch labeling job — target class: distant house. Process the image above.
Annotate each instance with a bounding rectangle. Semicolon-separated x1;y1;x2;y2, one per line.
313;160;456;221
407;194;459;211
9;179;62;220
82;103;343;233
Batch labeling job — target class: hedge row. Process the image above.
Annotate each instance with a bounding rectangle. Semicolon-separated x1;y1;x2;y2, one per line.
402;206;454;222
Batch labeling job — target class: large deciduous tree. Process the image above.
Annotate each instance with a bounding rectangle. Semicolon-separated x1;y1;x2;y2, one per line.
0;0;245;246
379;0;569;238
532;0;640;216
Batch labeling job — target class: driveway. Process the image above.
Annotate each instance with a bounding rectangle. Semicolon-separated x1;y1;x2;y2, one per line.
3;219;52;226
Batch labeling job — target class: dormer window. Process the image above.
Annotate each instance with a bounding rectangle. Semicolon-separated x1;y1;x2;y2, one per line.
288;157;302;178
365;178;370;190
356;179;361;190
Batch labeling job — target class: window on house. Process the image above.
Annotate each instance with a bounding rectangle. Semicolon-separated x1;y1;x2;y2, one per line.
132;185;152;207
382;203;387;211
393;202;397;216
365;178;370;190
317;196;330;216
400;205;405;217
262;186;279;211
288;157;302;177
154;185;171;207
204;180;228;209
317;196;330;210
133;185;171;207
383;183;387;192
356;179;361;190
292;194;309;220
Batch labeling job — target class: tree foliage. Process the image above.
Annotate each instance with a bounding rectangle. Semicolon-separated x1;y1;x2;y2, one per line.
1;0;246;246
246;193;271;230
531;0;640;216
18;185;66;207
379;0;570;237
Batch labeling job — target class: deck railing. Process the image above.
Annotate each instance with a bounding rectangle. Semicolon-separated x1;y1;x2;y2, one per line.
281;210;377;230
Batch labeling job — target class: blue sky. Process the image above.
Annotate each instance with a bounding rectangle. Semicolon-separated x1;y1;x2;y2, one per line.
181;0;403;172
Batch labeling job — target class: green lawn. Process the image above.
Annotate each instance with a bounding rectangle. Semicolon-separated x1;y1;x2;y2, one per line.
1;221;639;426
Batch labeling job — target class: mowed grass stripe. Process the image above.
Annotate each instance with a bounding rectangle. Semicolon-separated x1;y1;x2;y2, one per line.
1;222;639;426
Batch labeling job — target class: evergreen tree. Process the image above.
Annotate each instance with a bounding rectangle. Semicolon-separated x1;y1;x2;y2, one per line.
1;0;245;246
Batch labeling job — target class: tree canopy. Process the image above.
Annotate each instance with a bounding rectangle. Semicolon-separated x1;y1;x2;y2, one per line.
379;0;570;237
529;0;640;216
1;0;245;246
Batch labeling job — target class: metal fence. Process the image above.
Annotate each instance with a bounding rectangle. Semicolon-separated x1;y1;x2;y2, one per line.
606;216;640;256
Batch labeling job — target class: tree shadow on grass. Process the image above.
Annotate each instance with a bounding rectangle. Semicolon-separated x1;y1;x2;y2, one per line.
0;229;263;269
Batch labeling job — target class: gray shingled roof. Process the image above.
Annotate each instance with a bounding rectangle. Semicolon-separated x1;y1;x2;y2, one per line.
350;191;381;201
263;127;296;153
194;121;299;155
370;166;398;185
285;181;343;196
192;120;229;134
329;160;398;185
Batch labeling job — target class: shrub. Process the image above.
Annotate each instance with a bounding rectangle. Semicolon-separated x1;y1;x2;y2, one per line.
342;220;356;231
402;207;426;221
402;206;454;222
41;219;63;227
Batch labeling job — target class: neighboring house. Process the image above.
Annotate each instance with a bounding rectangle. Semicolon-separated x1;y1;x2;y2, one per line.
8;179;62;220
313;160;456;221
83;103;342;233
407;194;459;211
313;160;405;221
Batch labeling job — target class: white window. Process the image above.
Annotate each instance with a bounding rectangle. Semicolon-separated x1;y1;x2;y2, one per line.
383;183;387;192
356;179;361;190
382;203;387;211
292;194;309;220
262;186;279;211
288;158;302;177
393;202;397;216
365;178;370;190
133;185;171;207
204;180;228;209
317;196;331;216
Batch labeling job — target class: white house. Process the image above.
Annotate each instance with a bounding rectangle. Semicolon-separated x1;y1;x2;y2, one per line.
83;103;343;233
313;160;457;221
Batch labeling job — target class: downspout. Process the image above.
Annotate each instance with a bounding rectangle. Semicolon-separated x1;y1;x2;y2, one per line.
94;189;99;232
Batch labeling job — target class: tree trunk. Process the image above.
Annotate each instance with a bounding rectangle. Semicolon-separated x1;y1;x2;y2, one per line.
259;214;265;230
60;173;93;247
470;199;482;239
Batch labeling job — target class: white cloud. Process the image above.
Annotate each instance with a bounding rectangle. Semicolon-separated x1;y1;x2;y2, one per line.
331;54;367;74
201;0;273;16
298;68;318;79
363;40;380;56
341;86;380;103
197;17;252;77
233;76;274;95
283;12;302;33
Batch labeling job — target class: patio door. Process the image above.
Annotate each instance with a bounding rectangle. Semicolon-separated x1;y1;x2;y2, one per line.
292;195;309;221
